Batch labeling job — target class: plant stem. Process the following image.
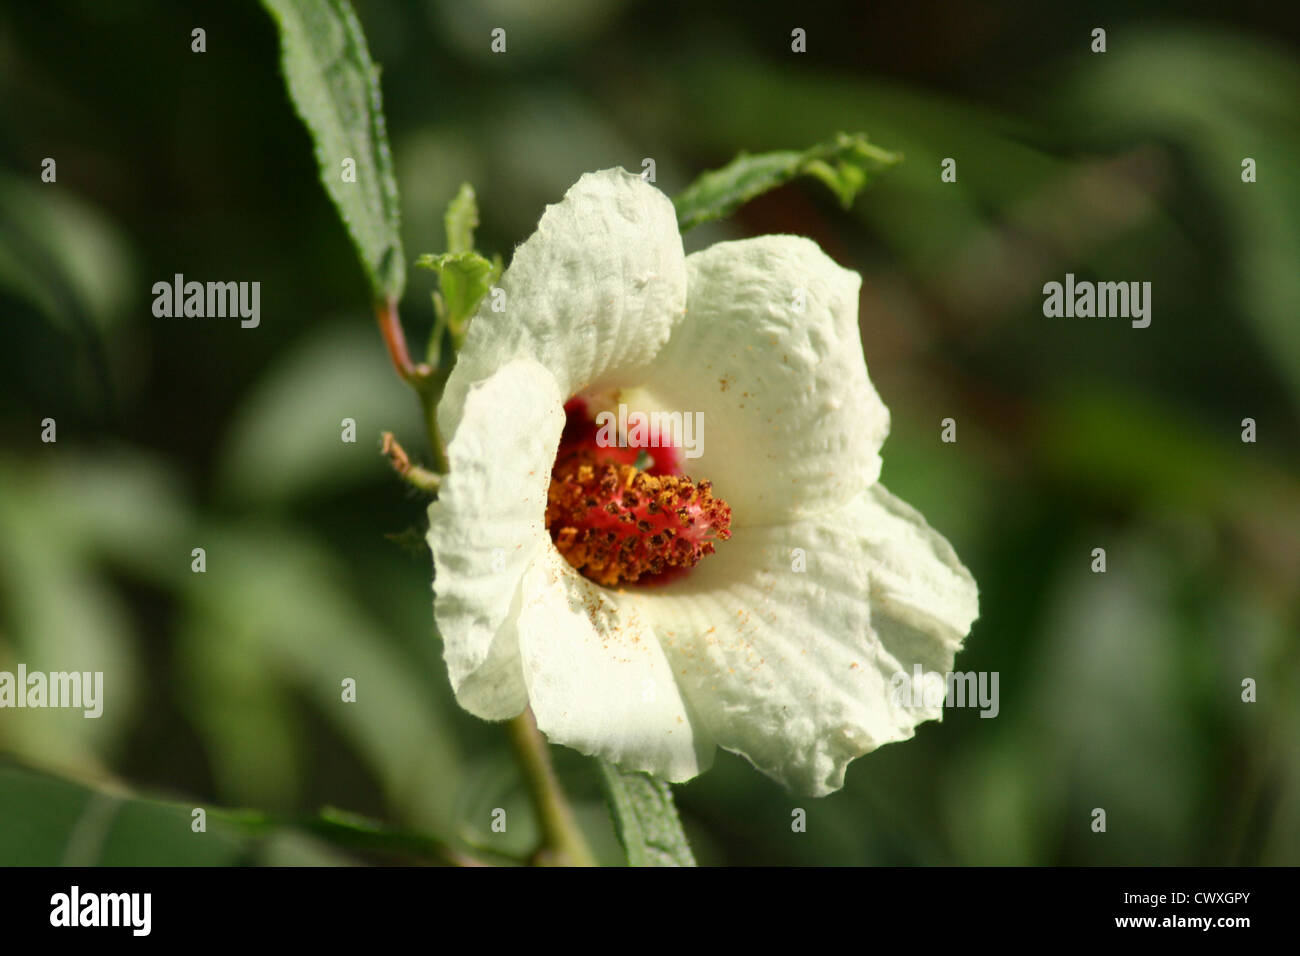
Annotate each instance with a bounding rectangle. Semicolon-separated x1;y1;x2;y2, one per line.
375;295;433;383
380;432;441;493
417;379;450;476
297;807;488;867
504;710;597;866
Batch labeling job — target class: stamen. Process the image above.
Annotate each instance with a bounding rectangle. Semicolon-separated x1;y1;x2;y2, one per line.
546;399;730;587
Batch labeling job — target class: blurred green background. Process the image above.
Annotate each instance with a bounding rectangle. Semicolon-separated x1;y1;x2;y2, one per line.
1;0;1298;865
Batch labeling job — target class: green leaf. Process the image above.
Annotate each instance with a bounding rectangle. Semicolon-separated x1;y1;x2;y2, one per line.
0;759;282;865
417;185;496;363
417;253;495;324
673;132;901;232
260;0;404;302
444;182;480;255
597;760;696;867
416;251;497;350
0;760;467;865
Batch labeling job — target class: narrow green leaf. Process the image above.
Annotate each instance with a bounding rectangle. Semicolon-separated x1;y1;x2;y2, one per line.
597;759;696;867
673;132;901;232
444;182;480;255
0;760;469;865
261;0;405;301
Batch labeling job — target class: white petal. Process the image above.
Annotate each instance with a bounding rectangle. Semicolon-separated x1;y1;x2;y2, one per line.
631;235;890;524
439;168;687;442
515;547;715;783
854;483;981;665
427;359;564;719
646;481;978;796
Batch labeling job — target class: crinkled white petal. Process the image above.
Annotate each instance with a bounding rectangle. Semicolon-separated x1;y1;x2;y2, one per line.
515;547;714;783
632;235;890;524
438;168;687;443
638;481;978;796
427;358;564;719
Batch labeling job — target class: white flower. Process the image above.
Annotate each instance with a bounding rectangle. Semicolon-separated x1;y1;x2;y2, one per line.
427;168;978;796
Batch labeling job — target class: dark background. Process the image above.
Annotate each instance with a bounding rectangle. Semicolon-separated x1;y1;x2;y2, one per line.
1;0;1297;864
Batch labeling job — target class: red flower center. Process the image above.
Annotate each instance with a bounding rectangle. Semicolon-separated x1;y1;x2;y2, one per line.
546;399;731;587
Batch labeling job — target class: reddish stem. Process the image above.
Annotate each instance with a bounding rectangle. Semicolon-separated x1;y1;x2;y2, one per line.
375;297;430;383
